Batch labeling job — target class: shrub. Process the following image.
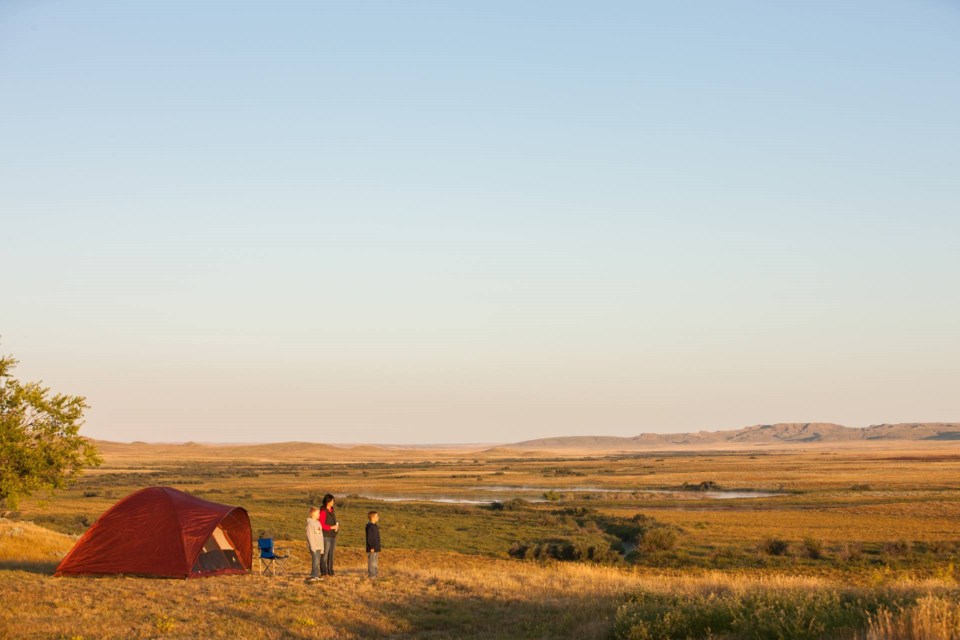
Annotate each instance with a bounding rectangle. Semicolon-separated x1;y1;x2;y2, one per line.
838;542;864;562
502;498;529;511
508;531;621;564
681;480;720;491
488;498;531;511
640;528;679;553
801;537;824;560
760;537;790;556
882;541;911;558
553;468;586;477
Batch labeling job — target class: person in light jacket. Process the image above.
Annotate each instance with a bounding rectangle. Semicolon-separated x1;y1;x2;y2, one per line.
306;506;324;582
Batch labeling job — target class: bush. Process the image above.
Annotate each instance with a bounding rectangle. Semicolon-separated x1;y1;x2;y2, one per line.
681;480;721;491
837;541;864;562
801;537;824;560
640;528;679;553
487;497;530;511
507;530;622;564
882;540;911;558
760;537;790;556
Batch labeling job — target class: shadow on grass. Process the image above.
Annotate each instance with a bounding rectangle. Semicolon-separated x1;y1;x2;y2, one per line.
377;585;618;639
0;560;58;574
210;601;393;640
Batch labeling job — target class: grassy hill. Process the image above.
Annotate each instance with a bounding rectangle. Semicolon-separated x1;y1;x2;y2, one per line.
509;422;960;451
90;422;960;462
0;519;75;573
93;439;488;464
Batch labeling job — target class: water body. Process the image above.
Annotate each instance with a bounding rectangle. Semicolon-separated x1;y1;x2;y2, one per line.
359;487;779;505
359;495;504;505
477;486;779;499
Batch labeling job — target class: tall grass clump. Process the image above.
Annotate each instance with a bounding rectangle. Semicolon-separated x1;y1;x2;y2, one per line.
863;596;960;640
614;587;912;640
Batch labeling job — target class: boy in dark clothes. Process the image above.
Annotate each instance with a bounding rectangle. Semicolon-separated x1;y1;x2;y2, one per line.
365;511;381;578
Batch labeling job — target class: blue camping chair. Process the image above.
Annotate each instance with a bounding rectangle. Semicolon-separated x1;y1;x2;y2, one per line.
257;537;288;576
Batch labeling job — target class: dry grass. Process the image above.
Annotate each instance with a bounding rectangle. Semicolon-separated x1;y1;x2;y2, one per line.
863;596;960;640
0;519;74;573
0;544;637;639
4;442;960;638
2;539;955;639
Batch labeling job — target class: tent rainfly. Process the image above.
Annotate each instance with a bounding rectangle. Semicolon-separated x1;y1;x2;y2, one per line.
55;486;252;578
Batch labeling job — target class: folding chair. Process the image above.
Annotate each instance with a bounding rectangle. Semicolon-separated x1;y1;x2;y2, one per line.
257;537;288;576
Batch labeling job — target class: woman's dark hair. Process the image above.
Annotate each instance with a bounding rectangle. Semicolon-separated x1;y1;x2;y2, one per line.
322;493;335;508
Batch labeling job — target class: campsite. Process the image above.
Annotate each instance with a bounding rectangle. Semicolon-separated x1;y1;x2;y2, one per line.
2;437;960;639
4;1;960;638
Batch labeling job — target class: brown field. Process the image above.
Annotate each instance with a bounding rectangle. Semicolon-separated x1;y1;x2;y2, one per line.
2;440;960;639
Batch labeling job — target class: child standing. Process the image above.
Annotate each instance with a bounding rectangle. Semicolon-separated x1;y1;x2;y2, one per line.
365;511;381;578
305;507;324;582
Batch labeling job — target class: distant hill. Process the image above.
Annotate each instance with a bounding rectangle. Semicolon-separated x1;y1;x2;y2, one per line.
91;439;489;463
90;422;960;463
508;423;960;451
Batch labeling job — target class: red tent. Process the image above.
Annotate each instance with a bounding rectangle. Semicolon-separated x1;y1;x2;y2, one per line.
55;486;252;578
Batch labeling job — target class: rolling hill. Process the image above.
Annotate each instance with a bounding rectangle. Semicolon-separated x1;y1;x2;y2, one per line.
507;422;960;451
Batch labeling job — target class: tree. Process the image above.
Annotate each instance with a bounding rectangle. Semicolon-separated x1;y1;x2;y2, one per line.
0;352;101;510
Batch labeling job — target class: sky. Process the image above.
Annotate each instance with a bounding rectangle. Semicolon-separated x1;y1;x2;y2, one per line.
1;1;959;444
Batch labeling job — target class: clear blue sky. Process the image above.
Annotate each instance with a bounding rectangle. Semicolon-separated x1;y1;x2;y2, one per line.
2;1;958;443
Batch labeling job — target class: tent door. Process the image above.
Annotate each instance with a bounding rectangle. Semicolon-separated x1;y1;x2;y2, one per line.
192;525;244;573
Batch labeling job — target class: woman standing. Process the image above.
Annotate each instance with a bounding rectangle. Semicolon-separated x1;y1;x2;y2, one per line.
319;494;339;576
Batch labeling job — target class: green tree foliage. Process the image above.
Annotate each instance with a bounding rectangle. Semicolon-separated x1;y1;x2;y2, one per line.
0;353;101;509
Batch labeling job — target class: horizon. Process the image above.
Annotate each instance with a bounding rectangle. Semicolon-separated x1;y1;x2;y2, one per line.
3;1;959;444
92;420;957;447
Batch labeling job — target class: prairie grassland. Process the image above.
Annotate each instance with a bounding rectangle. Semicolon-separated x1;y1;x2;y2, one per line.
3;442;960;638
2;541;958;640
0;544;659;639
